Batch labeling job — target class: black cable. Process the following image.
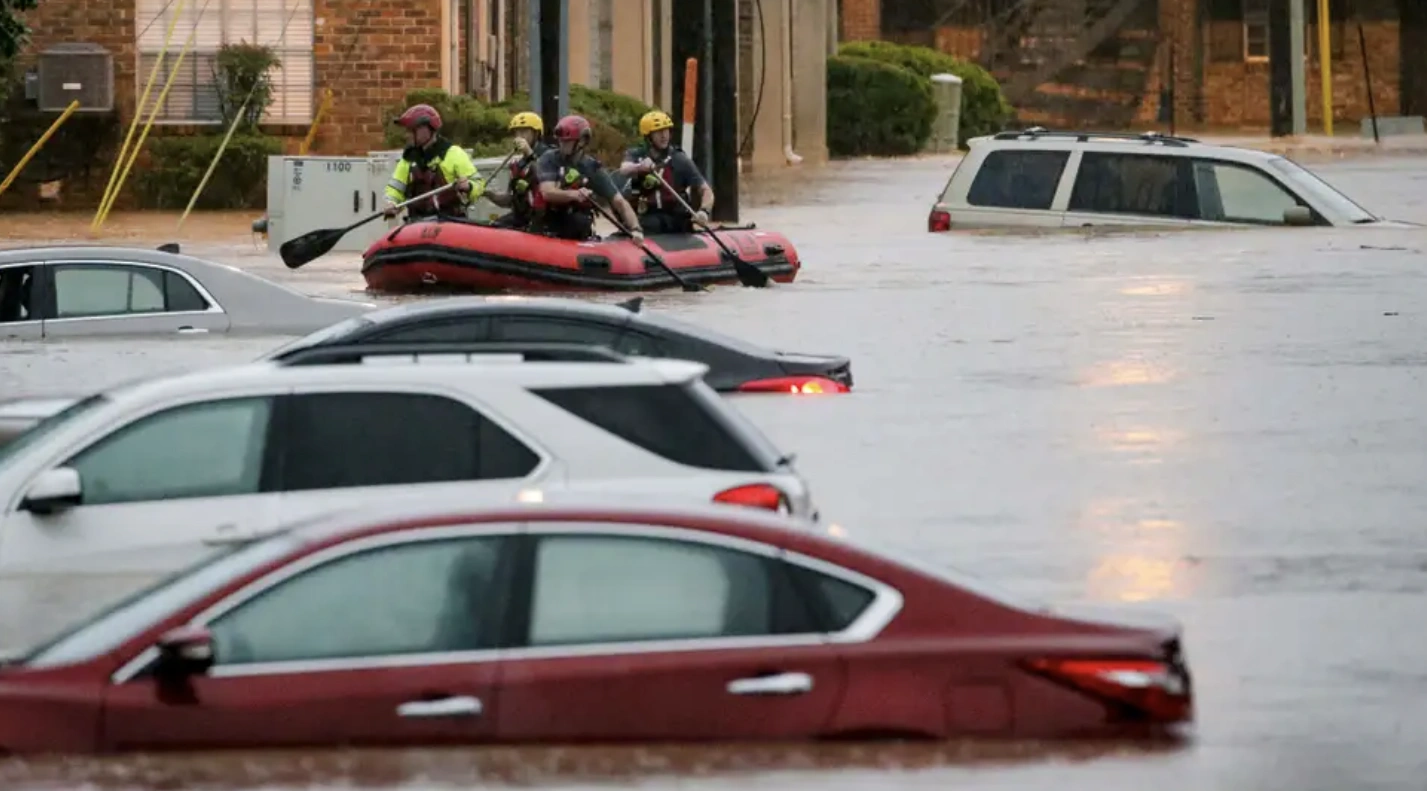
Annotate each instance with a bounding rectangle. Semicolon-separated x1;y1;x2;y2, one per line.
736;0;767;159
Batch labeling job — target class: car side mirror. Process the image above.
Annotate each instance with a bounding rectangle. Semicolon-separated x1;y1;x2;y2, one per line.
1283;206;1314;226
154;625;216;678
19;467;82;515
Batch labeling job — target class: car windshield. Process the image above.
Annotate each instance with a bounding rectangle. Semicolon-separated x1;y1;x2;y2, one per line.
262;315;375;359
635;313;775;357
1265;157;1379;223
19;533;304;669
0;394;108;475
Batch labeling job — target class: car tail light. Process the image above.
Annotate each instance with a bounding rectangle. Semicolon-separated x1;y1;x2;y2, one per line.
1024;658;1192;723
928;208;951;232
737;376;850;395
714;484;790;514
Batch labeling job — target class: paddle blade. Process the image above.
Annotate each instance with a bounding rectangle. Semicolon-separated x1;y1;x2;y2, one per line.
732;257;771;288
280;227;347;269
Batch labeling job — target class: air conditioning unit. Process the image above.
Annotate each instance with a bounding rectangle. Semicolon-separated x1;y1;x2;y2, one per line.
37;43;115;112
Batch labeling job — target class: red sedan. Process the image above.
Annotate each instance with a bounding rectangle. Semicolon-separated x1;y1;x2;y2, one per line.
0;502;1192;754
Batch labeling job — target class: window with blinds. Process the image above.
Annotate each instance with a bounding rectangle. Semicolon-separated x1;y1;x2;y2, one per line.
135;0;314;124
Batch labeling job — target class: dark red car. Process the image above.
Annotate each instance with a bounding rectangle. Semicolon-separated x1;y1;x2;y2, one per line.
0;502;1192;754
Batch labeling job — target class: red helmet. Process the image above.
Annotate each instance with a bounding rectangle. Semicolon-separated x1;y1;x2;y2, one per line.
395;104;442;131
553;115;592;143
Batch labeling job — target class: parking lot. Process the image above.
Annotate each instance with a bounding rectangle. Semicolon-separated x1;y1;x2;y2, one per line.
2;151;1426;789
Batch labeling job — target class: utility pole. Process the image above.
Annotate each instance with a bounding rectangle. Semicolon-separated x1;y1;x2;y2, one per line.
534;0;569;126
1268;0;1293;136
710;0;738;221
1289;0;1306;134
528;0;542;118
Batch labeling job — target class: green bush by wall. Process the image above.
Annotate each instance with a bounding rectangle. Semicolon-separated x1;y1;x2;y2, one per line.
830;40;1014;154
384;85;655;168
134;134;283;210
827;55;938;157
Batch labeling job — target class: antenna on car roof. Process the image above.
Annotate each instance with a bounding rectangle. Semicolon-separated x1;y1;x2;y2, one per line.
616;296;644;313
157;243;180;254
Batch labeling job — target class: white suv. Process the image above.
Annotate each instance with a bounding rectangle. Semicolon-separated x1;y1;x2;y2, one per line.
929;128;1400;231
0;345;816;644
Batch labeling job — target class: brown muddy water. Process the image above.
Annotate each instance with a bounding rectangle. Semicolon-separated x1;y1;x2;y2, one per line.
2;153;1427;790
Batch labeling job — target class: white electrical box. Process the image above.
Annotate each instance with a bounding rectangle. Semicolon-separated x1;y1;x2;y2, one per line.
267;152;514;256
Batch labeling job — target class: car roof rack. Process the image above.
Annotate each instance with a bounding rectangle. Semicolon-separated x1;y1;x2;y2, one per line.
992;126;1201;147
274;342;631;366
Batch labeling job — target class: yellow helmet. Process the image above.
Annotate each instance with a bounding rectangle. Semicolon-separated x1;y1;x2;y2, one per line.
508;111;544;134
639;110;675;137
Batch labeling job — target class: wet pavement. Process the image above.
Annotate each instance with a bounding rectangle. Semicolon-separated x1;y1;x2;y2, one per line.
3;152;1427;789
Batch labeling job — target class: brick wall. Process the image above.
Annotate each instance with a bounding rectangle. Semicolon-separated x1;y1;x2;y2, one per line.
840;0;880;42
310;0;445;153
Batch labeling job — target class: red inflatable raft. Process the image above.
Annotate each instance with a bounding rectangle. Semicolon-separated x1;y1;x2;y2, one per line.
360;218;801;293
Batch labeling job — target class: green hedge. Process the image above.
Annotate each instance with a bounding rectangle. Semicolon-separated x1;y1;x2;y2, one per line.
830;40;1013;154
384;85;655;168
133;134;283;210
827;56;937;157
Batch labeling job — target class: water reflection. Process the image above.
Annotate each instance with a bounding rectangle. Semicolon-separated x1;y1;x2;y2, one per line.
1077;359;1176;388
1118;280;1193;297
1076;497;1192;603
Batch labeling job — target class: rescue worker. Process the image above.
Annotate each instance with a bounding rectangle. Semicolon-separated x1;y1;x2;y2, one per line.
533;114;643;241
618;109;715;235
485;111;550;230
382;103;482;221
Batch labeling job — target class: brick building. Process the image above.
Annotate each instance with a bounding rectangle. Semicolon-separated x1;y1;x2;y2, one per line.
839;0;1419;132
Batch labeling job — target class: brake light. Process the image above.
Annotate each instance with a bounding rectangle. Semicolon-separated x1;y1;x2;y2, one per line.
714;484;790;513
736;376;850;395
1024;658;1192;723
928;208;951;232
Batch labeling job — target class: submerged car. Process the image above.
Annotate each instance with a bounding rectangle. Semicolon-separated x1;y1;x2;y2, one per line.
0;500;1193;754
0;244;373;339
929;128;1409;231
265;295;853;394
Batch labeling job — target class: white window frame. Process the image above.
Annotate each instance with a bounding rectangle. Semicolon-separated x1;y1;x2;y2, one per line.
1242;0;1269;62
134;0;315;125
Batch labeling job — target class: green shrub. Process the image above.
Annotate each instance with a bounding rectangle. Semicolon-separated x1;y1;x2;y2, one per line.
212;43;281;130
837;40;1013;146
826;56;937;157
385;86;655;167
133;133;282;210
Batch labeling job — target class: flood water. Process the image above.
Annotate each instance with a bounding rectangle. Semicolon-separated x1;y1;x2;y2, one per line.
2;152;1427;789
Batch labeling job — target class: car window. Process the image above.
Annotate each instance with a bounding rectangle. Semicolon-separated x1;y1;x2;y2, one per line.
66;397;273;505
526;534;814;646
612;328;666;357
532;383;775;472
1265;156;1376;222
208;536;509;664
0;266;37;323
494;316;622;345
277;392;539;491
784;563;877;631
1192;160;1303;224
163;270;210;312
370;317;491;343
52;264;171;319
964;150;1070;210
1068;153;1196;218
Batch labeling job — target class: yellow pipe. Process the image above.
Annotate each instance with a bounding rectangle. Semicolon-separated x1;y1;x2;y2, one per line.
1318;0;1332;136
95;24;200;230
177;98;250;231
93;0;188;231
299;88;334;156
0;100;80;201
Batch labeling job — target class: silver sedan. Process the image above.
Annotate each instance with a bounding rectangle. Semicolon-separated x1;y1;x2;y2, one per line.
0;244;374;340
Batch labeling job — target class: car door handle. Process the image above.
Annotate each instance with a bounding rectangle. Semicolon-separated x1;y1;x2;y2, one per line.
726;672;813;696
397;695;483;718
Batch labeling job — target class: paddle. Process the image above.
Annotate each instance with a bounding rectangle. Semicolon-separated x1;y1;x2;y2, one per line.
648;170;771;288
280;183;458;269
586;197;706;293
281;149;520;270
